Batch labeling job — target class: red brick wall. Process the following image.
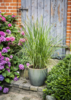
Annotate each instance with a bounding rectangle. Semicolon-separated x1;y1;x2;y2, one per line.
66;0;71;47
0;0;21;26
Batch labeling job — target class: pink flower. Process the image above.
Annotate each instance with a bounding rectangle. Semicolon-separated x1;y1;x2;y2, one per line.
2;17;6;22
26;63;30;67
18;42;22;46
0;31;6;36
10;37;15;42
6;37;10;41
0;52;2;57
19;38;25;43
5;57;10;62
0;36;6;43
0;15;2;17
6;46;10;49
12;15;15;17
8;23;12;27
8;42;13;46
21;31;25;36
19;64;24;70
10;55;13;59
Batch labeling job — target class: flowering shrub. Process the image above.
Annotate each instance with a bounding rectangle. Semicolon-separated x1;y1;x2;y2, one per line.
0;11;26;94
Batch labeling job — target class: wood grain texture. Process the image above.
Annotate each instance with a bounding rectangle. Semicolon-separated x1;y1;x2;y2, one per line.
21;0;67;59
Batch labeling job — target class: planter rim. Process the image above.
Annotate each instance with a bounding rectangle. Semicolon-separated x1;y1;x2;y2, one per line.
28;65;47;70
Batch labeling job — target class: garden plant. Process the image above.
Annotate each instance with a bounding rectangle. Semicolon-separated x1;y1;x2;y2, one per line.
43;54;71;100
0;11;28;93
22;20;60;86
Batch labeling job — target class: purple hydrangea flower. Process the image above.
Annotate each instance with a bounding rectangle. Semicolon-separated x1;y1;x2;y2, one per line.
0;86;2;91
3;87;9;94
7;62;11;67
0;66;4;70
10;55;13;59
0;56;4;60
6;68;10;72
8;23;12;27
6;46;10;50
1;60;7;65
0;31;6;37
5;57;10;62
0;52;2;57
6;29;11;34
14;77;19;81
19;64;24;70
0;63;2;66
0;75;4;81
2;48;8;53
26;63;30;67
0;36;6;43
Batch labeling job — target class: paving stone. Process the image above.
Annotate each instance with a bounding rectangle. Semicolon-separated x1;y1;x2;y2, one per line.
30;86;38;91
22;97;30;100
37;87;43;92
19;84;24;89
46;95;56;100
11;80;15;85
22;85;30;90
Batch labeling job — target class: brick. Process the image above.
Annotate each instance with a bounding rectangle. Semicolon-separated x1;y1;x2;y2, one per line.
1;3;5;6
67;24;71;26
11;10;18;12
66;41;70;44
66;33;70;37
67;27;71;30
5;13;12;15
67;16;71;19
1;10;6;12
0;0;2;2
4;0;12;2
0;7;7;9
6;10;9;12
8;7;12;9
13;7;17;9
13;0;21;2
6;3;9;6
12;13;17;15
68;2;71;5
10;3;21;6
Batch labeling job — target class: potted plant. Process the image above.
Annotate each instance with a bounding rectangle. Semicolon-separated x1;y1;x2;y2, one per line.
23;21;59;86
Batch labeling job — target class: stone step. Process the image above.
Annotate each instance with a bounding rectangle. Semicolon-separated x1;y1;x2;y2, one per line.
4;77;46;100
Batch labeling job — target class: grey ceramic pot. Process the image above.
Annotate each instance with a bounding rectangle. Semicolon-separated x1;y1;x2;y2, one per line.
28;66;47;86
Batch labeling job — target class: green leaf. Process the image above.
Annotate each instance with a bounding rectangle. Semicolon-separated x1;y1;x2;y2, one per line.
14;72;19;76
0;44;3;50
2;73;6;77
10;74;14;78
5;78;10;83
6;71;11;76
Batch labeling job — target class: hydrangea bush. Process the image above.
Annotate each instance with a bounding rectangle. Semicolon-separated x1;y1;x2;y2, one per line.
0;11;27;94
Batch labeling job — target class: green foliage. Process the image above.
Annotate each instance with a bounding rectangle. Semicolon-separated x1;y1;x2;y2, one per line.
23;20;59;69
43;54;71;100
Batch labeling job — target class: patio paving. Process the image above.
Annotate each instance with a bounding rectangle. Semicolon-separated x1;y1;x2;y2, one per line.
0;92;42;100
0;59;59;100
